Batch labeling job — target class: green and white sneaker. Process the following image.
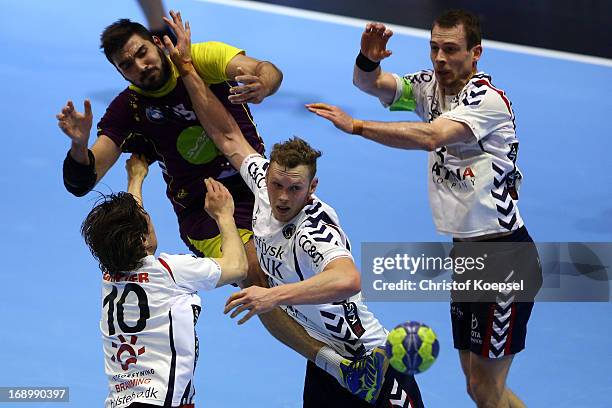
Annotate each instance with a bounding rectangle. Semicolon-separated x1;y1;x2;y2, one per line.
339;347;388;403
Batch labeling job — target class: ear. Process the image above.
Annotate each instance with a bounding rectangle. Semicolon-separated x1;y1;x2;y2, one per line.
152;35;164;48
309;177;319;198
472;44;483;65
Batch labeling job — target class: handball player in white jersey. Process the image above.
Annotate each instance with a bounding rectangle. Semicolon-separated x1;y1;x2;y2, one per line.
157;12;424;408
307;9;542;408
81;154;248;408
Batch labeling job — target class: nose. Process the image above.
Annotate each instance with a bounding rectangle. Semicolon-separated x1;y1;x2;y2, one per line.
277;189;289;202
136;58;150;74
434;50;446;64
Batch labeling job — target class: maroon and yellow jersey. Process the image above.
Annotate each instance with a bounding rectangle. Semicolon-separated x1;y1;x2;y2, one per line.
97;42;265;252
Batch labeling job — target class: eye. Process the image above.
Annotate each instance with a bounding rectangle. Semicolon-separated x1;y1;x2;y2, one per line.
430;45;439;52
290;186;301;192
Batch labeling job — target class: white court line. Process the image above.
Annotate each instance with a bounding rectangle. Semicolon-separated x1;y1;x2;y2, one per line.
195;0;612;68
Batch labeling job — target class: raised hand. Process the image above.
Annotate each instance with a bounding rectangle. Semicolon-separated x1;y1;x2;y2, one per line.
56;100;93;147
204;178;235;221
361;22;393;62
161;10;193;74
126;153;149;182
228;66;267;104
305;103;355;134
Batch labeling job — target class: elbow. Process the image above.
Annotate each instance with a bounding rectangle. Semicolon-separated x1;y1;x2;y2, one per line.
343;272;362;296
423;138;438;152
423;128;446;151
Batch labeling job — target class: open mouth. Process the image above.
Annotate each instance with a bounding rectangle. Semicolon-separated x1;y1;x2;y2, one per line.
276;205;291;215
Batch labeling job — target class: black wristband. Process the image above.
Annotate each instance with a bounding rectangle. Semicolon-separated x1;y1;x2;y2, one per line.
355;52;380;72
63;149;97;197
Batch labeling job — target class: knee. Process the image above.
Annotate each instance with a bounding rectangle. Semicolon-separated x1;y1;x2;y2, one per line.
468;375;504;408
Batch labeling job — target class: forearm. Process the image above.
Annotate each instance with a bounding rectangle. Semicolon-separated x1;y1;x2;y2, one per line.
217;215;248;271
353;65;382;95
356;120;437;151
255;61;282;97
127;178;145;206
69;141;90;165
268;266;359;306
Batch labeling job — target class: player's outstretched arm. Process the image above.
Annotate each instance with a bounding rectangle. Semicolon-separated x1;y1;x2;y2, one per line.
161;11;257;171
353;23;398;106
224;257;360;325
125;154;149;207
56;99;121;196
204;178;248;287
306;103;474;150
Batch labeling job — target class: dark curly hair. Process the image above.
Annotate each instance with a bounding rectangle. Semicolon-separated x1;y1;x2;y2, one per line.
269;137;322;180
81;192;149;275
100;18;154;64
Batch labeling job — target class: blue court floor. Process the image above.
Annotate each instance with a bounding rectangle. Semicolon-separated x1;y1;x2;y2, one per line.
1;0;611;407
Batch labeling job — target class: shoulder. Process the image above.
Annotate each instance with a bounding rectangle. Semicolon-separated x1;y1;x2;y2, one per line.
298;198;346;243
460;73;512;113
104;89;133;111
191;41;244;60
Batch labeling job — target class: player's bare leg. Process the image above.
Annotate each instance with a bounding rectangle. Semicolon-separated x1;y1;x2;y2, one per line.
463;352;525;408
459;350;476;401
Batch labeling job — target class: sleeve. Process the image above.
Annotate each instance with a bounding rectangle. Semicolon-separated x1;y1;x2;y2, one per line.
191;41;245;84
96;93;158;161
296;224;354;275
239;154;269;194
96;94;132;147
385;70;433;112
158;253;222;292
440;81;512;141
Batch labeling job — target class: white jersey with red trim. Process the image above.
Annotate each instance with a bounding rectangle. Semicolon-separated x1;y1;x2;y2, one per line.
239;154;388;358
100;253;221;408
387;70;524;238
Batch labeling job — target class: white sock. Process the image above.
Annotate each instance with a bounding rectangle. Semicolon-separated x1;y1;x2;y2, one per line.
315;346;345;385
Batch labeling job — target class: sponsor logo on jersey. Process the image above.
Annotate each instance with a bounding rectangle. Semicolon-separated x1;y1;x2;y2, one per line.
112;369;154;382
109;387;159;408
471;314;482;344
254;236;285;259
255;236;286;278
177;126;219;165
282;223;296;239
145;106;165;123
298;235;324;266
115;377;151;393
110;335;146;371
431;162;477;190
342;302;365;338
248;162;266;188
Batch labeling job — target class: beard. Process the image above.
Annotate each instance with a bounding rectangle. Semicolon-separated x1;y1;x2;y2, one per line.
133;47;171;91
